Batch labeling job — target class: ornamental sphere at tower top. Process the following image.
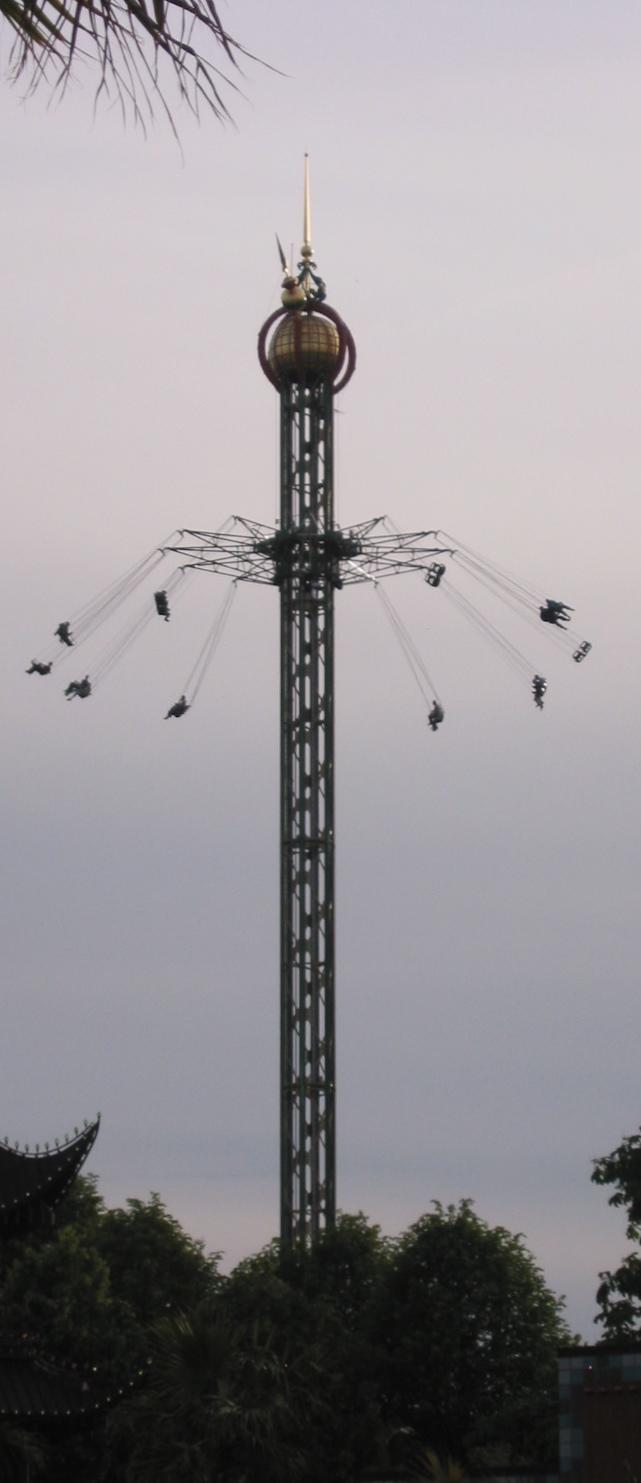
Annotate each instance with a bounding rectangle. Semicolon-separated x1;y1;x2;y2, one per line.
268;310;342;381
258;294;356;393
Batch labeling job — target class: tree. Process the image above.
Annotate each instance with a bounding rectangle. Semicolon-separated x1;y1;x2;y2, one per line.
593;1126;641;1341
221;1214;392;1481
115;1205;565;1480
0;1186;568;1478
1;1183;220;1377
1;0;258;131
119;1308;312;1483
367;1200;569;1469
237;1211;389;1326
0;1178;222;1482
0;1224;137;1378
94;1191;221;1327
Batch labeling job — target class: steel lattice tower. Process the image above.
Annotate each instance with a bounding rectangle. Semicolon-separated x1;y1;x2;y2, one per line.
258;167;356;1245
165;163;448;1247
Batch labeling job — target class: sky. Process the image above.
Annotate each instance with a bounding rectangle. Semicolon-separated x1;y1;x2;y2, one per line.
1;0;640;1339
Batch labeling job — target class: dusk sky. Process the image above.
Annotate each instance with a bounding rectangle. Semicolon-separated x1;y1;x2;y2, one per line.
1;1;640;1339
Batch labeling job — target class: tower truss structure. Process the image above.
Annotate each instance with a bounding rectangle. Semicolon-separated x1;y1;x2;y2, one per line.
165;163;449;1247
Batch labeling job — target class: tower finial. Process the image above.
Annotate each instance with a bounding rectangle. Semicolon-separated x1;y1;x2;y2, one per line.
276;156;327;309
302;153;313;260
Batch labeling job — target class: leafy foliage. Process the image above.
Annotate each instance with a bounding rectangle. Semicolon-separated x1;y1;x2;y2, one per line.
95;1192;221;1326
367;1200;568;1468
0;1186;566;1480
0;1179;222;1481
1;1184;220;1376
593;1126;641;1340
216;1216;391;1482
1;1223;131;1373
416;1450;465;1483
121;1309;311;1483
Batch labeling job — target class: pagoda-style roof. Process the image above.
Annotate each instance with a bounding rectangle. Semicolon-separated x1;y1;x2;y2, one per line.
0;1342;145;1421
0;1119;99;1235
0;1347;97;1420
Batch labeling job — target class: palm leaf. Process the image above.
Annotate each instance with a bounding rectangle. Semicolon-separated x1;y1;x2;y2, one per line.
1;0;272;128
417;1448;466;1483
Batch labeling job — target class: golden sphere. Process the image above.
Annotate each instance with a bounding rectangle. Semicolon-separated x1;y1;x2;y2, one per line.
268;311;341;380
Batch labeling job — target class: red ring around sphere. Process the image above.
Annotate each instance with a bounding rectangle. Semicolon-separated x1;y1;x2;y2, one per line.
257;303;356;393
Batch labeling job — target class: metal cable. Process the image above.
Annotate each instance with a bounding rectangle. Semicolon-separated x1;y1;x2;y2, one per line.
441;581;535;684
375;584;442;706
183;583;236;703
70;534;178;638
443;536;590;657
91;569;187;689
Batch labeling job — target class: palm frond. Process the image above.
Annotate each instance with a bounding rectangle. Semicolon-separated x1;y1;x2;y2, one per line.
1;0;269;129
415;1447;466;1483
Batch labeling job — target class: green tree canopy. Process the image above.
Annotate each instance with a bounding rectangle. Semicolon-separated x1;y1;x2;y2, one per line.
367;1199;569;1469
232;1211;388;1326
593;1125;641;1341
119;1307;315;1483
0;1177;222;1481
1;1181;220;1374
1;1186;568;1480
217;1214;391;1482
1;1222;135;1376
95;1191;221;1327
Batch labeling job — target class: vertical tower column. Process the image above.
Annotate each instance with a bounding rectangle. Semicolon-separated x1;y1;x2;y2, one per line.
257;160;355;1247
279;375;335;1246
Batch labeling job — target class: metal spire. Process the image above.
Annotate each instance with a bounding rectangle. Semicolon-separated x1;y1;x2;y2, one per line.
302;152;313;260
275;156;320;310
293;154;326;306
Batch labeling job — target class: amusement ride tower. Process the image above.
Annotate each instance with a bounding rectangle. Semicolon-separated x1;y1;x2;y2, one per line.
30;162;592;1251
163;163;450;1246
256;166;356;1245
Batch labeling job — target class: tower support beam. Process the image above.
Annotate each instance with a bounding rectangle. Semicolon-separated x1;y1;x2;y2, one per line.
278;376;336;1246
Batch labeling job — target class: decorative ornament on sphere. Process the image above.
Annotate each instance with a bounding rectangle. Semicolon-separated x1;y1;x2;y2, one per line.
258;154;356;394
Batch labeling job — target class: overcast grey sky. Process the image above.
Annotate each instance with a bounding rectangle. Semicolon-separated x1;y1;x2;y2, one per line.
1;0;640;1338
